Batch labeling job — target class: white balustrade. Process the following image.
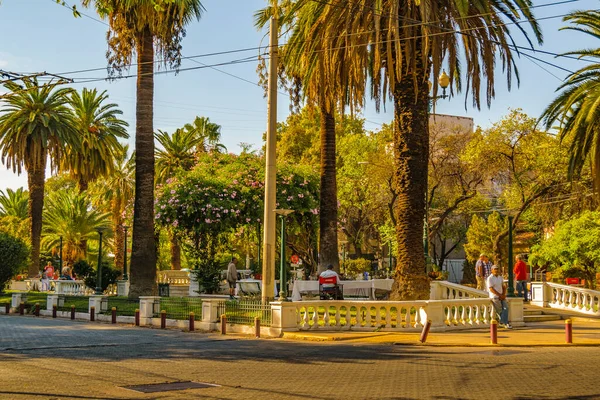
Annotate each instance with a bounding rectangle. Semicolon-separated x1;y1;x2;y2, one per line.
441;299;494;327
156;270;190;285
53;280;93;296
546;282;600;316
430;281;488;300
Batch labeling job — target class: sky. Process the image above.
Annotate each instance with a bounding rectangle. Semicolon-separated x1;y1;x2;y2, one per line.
0;0;598;193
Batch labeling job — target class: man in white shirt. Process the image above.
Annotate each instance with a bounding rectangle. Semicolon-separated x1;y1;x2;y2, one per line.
486;265;512;329
319;265;340;288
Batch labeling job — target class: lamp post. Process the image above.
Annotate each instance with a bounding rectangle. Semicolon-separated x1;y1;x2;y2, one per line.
59;235;63;277
388;240;393;278
340;240;348;275
122;225;129;281
95;228;106;295
275;209;294;301
507;216;515;297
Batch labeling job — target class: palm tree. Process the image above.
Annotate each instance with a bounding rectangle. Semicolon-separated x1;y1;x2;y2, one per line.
314;0;541;299
82;0;204;297
155;128;200;270
0;187;28;219
63;88;129;192
540;10;600;190
0;78;78;277
42;190;111;268
256;1;365;273
183;116;224;154
89;145;134;279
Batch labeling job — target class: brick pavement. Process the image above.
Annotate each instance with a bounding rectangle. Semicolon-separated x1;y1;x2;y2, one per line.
1;315;600;399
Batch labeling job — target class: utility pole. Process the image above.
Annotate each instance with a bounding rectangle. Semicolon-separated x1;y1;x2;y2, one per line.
261;12;278;303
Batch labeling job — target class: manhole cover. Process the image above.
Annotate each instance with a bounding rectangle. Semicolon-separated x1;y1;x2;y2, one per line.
123;381;220;393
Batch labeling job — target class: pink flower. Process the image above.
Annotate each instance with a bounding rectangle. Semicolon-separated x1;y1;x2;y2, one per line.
205;219;212;223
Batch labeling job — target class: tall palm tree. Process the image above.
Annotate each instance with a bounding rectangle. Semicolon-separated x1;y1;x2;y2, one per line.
183;116;224;154
315;0;541;299
256;1;365;273
89;145;134;279
155;127;200;270
82;0;204;297
541;10;600;190
0;78;78;277
63;88;129;192
42;190;111;268
0;187;28;219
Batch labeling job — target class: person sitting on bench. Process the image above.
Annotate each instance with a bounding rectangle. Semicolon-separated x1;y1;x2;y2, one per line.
319;264;342;300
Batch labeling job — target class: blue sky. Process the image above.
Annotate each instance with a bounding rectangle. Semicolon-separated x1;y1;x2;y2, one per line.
0;0;598;192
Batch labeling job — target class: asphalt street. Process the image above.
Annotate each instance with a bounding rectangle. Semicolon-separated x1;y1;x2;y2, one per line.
0;315;598;400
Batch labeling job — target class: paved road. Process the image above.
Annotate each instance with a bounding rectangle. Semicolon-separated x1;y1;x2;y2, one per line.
0;315;598;400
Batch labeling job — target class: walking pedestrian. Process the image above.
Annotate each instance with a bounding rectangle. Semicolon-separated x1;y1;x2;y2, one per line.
514;255;528;302
226;257;238;300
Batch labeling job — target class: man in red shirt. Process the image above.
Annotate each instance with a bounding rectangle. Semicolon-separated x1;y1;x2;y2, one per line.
513;255;528;301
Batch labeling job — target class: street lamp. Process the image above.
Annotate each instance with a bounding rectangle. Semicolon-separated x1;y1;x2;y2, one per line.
429;70;451;102
507;216;515;297
122;225;129;281
274;209;294;301
340;240;348;275
95;228;106;295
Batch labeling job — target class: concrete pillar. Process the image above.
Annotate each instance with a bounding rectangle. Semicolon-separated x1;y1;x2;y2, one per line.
116;281;130;297
271;301;298;332
424;301;447;330
530;282;548;307
47;294;59;311
89;295;108;314
139;296;160;320
507;297;524;326
11;292;24;309
429;282;443;300
201;299;222;323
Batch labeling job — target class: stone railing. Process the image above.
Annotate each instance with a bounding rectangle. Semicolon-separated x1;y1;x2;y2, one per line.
430;281;488;300
53;280;93;296
156;270;190;285
440;299;496;328
531;282;600;316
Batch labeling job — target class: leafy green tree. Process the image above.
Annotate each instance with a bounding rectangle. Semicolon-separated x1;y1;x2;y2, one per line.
0;187;28;219
0;78;78;277
313;0;542;300
540;10;600;190
82;0;204;297
183;116;225;154
41;190;111;268
0;232;29;292
530;211;600;289
464;212;508;267
63;88;129;192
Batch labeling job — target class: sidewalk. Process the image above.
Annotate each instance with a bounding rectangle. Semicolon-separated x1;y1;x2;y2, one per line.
280;320;600;346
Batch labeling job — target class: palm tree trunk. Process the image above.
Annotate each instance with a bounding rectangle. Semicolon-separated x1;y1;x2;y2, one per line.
169;232;181;270
389;63;431;301
129;27;157;297
318;105;339;273
114;215;125;276
27;152;47;277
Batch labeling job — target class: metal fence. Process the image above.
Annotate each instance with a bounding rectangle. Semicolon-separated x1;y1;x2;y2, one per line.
153;297;203;320
101;297;139;316
57;296;89;313
218;300;272;327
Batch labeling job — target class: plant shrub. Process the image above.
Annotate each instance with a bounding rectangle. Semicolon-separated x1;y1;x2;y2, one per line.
342;258;372;278
0;232;29;292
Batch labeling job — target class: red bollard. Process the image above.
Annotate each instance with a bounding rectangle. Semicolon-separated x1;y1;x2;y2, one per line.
4;303;9;314
490;320;498;344
160;310;166;329
71;305;75;320
90;306;95;321
189;312;195;332
34;303;40;317
221;314;227;335
19;302;24;315
565;319;573;344
52;304;57;318
135;309;140;326
419;319;432;343
111;307;117;324
254;317;261;338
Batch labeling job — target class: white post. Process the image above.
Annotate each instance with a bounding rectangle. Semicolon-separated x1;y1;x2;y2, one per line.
201;299;221;324
424;301;447;330
116;280;130;297
530;282;548;307
139;296;160;325
429;281;444;300
11;292;24;309
89;295;108;314
507;297;524;327
47;294;59;311
271;301;298;334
